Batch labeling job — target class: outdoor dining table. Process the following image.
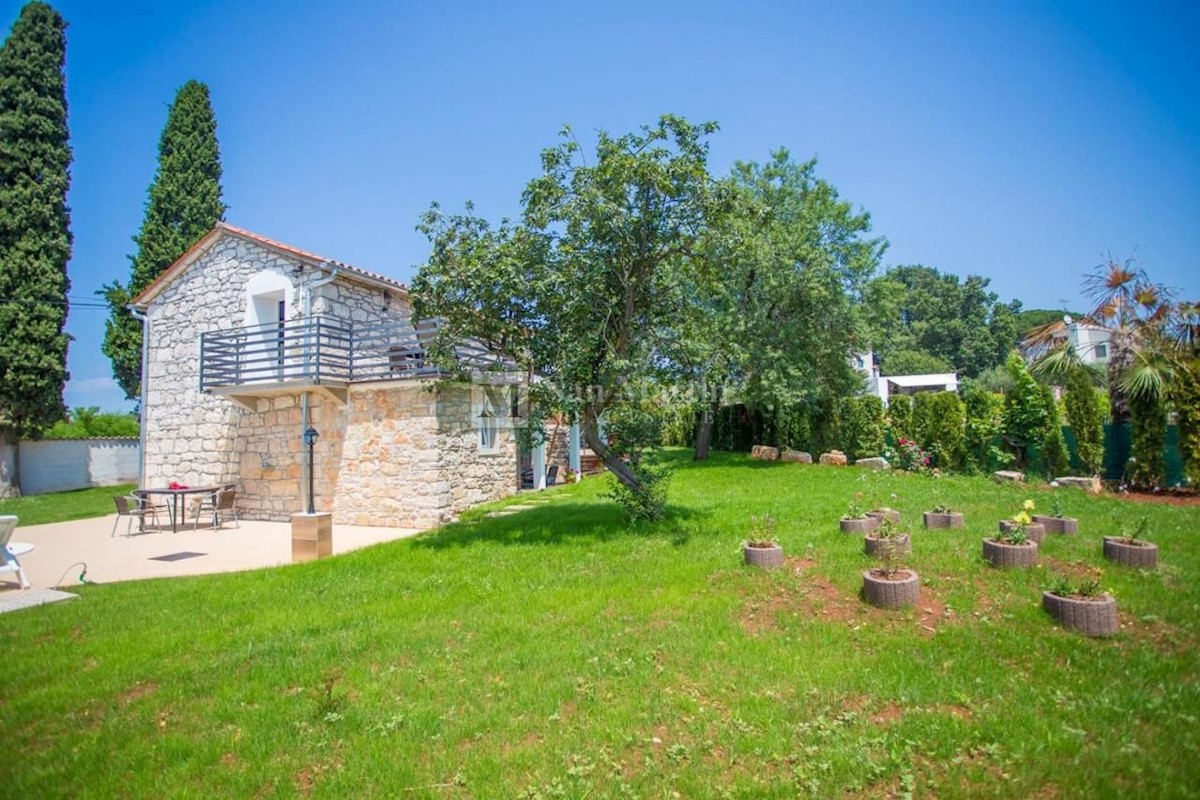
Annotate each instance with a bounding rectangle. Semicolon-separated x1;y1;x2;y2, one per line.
138;486;220;533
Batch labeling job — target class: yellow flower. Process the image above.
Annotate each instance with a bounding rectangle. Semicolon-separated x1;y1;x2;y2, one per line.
1022;499;1036;512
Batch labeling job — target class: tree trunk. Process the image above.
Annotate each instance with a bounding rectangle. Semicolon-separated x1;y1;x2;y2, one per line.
0;431;19;498
1108;330;1134;425
581;411;641;492
693;403;718;461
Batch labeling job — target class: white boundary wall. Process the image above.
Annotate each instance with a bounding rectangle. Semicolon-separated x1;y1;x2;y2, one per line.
18;439;140;495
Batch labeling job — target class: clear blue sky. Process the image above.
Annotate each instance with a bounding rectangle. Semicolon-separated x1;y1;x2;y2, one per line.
4;0;1198;412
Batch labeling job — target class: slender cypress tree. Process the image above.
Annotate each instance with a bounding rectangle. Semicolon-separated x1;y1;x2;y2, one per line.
0;1;72;495
101;79;225;401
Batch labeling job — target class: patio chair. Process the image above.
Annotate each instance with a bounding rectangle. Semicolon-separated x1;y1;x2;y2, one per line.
194;488;240;530
112;495;160;537
0;515;31;589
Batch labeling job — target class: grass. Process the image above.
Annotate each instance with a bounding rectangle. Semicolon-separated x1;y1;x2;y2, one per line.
2;452;1198;798
0;483;134;526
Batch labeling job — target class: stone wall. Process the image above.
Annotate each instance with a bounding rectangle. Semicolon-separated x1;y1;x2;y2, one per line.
335;382;518;527
143;233;410;518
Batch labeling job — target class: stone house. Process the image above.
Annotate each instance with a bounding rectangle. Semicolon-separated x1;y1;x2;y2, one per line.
129;222;567;529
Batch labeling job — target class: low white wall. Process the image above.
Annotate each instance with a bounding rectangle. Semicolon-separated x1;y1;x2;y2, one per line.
18;439;140;495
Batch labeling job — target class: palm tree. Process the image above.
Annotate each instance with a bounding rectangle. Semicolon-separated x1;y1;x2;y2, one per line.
1024;255;1175;424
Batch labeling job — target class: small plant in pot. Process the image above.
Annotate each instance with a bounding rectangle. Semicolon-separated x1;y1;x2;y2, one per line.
923;503;964;529
983;512;1039;568
1103;515;1158;569
862;538;919;609
999;499;1045;544
1032;495;1078;535
866;506;901;525
864;519;911;558
840;501;878;535
743;514;784;569
1042;571;1118;637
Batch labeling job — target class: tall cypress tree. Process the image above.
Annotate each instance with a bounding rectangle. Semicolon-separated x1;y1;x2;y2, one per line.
0;1;72;495
101;79;225;401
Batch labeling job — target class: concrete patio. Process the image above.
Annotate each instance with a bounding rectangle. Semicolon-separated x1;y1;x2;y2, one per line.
0;514;422;593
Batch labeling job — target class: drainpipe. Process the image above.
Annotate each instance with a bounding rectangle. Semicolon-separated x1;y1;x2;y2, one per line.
127;304;150;490
299;263;340;513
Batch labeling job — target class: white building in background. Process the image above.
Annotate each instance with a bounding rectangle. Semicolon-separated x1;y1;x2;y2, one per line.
1049;316;1111;365
854;350;959;407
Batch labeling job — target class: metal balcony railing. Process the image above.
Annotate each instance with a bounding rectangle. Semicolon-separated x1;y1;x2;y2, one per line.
198;316;462;392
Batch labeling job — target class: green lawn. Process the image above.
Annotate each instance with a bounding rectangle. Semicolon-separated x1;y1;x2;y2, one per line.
2;453;1198;798
0;483;133;526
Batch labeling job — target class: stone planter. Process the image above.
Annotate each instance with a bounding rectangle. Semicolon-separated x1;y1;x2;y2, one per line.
840;516;878;535
1032;514;1079;535
862;569;919;609
1103;537;1158;570
998;519;1046;544
864;533;911;558
923;511;963;529
1042;591;1118;637
982;537;1038;568
866;509;900;525
743;543;784;569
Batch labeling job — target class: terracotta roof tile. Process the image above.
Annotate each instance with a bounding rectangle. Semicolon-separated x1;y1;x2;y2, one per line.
131;222;409;306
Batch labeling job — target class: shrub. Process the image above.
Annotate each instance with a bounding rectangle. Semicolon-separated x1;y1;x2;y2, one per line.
1128;391;1167;488
606;461;671;521
42;407;139;439
1037;385;1069;478
886;437;931;472
921;393;969;472
843;395;886;461
886;395;913;440
1172;358;1200;487
911;392;935;448
1062;368;1104;474
1003;350;1050;468
962;386;1008;474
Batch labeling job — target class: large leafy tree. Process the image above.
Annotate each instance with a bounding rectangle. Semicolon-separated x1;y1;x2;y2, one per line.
413;116;721;519
864;265;1021;377
686;150;883;458
101;79;225;401
0;1;72;496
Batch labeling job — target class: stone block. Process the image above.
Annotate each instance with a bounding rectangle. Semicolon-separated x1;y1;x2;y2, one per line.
819;451;848;466
854;456;890;470
781;450;812;464
993;470;1025;482
291;512;332;562
750;445;780;461
1056;476;1102;494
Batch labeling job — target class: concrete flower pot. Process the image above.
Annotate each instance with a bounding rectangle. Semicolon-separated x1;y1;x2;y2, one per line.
923;511;963;529
864;533;910;558
1032;514;1079;535
840;517;878;535
1042;591;1118;637
983;537;1038;568
866;509;901;525
999;519;1046;544
1103;537;1158;570
862;569;919;609
743;543;784;569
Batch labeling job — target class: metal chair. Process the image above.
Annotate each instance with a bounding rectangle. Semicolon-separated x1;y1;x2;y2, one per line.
194;489;239;530
112;495;160;537
0;515;31;589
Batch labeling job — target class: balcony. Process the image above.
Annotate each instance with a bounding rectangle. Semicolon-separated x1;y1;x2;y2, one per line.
199;316;445;407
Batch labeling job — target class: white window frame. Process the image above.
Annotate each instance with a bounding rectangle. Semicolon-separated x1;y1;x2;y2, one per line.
476;387;503;453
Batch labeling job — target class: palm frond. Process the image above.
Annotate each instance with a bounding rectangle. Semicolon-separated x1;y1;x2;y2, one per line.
1030;342;1085;382
1116;348;1175;402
